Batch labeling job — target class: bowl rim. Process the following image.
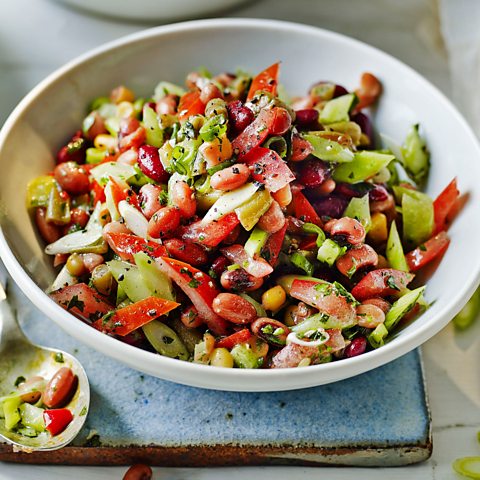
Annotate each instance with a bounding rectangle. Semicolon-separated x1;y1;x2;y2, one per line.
1;17;480;391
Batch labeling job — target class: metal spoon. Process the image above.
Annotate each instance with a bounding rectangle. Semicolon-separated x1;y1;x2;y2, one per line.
0;266;90;452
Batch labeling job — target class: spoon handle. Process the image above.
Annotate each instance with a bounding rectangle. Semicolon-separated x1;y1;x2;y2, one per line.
0;266;27;350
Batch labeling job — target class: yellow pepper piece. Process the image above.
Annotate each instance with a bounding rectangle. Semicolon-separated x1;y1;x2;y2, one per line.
368;212;388;244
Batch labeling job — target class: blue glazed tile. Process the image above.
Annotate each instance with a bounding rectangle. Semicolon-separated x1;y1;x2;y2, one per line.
2;285;431;466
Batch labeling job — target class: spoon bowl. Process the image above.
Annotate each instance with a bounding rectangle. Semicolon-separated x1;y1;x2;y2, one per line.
0;276;89;452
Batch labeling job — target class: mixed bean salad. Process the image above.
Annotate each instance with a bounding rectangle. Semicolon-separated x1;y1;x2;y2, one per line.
26;63;460;369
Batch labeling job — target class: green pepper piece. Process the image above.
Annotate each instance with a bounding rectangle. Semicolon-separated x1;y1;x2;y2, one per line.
453;288;480;330
386;221;409;272
46;187;71;225
367;323;389;348
142;320;189;360
384;286;426;331
398;189;434;248
401;124;430;186
26;175;57;209
302;133;354;163
343;194;372;232
319;93;358;124
291;251;315;276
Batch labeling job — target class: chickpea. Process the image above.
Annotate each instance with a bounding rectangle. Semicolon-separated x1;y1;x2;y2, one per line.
209;348;234;368
91;264;114;296
66;253;86;277
261;285;287;312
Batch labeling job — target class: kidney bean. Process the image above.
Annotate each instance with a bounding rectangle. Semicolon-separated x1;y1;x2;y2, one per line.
57;144;84;165
283;302;316;327
294;109;319;128
370;193;396;219
83;112;107;141
102;220;131;240
297;159;330;188
137;145;169;183
336;244;378;277
312;195;348;218
200;82;224;104
169;180;196;219
156;94;178;115
35;208;61;244
122;464;152;480
227;100;255;135
119;117;140;140
355;73;382;110
344;337;367;358
147;206;181;239
54;161;90;195
251;317;290;345
211;164;250;191
70;208;90;229
210;255;229;278
53;253;68;267
257;200;285;233
181;305;204;328
42;367;78;409
164;238;208;266
356;303;385;328
212;293;257;324
324;217;366;245
369;184;389;202
351;112;374;147
362;297;391;314
312;178;336;196
81;253;104;272
139;184;165;220
220;269;264;292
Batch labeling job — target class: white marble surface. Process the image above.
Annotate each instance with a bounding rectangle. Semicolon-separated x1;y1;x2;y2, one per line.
1;0;479;478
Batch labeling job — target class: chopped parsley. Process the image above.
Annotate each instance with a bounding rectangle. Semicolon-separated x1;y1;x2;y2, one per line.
54;352;65;363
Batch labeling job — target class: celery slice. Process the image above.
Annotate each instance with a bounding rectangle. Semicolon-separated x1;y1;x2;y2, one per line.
143;105;163;148
386;221;409;272
384;286;426;331
244;228;269;258
231;344;261;369
2;397;22;430
333;151;395;184
19;403;45;433
343;194;371;232
317;239;346;266
134;252;175;302
142;320;189;360
291;251;314;276
401;124;430;186
26;176;57;209
108;260;152;303
319;93;358;124
302;133;354;163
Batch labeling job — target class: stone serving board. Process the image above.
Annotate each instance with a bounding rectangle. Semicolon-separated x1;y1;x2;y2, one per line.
0;284;431;467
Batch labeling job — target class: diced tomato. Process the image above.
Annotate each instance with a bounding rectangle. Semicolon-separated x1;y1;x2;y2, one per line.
181;212;240;248
290;279;356;326
262;223;287;267
232;108;276;158
291;134;313;161
178;91;205;122
155;257;229;335
351;269;415;301
433;178;459;234
93;296;179;336
91;180;106;204
221;244;273;278
43;408;73;436
270;107;291;135
216;329;252;349
405;231;450;272
292;191;322;226
242;146;295;193
247;62;280;101
105;233;168;262
50;283;114;323
108;176;141;211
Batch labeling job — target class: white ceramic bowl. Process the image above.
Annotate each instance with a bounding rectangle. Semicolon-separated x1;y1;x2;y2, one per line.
1;19;479;392
54;0;250;22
